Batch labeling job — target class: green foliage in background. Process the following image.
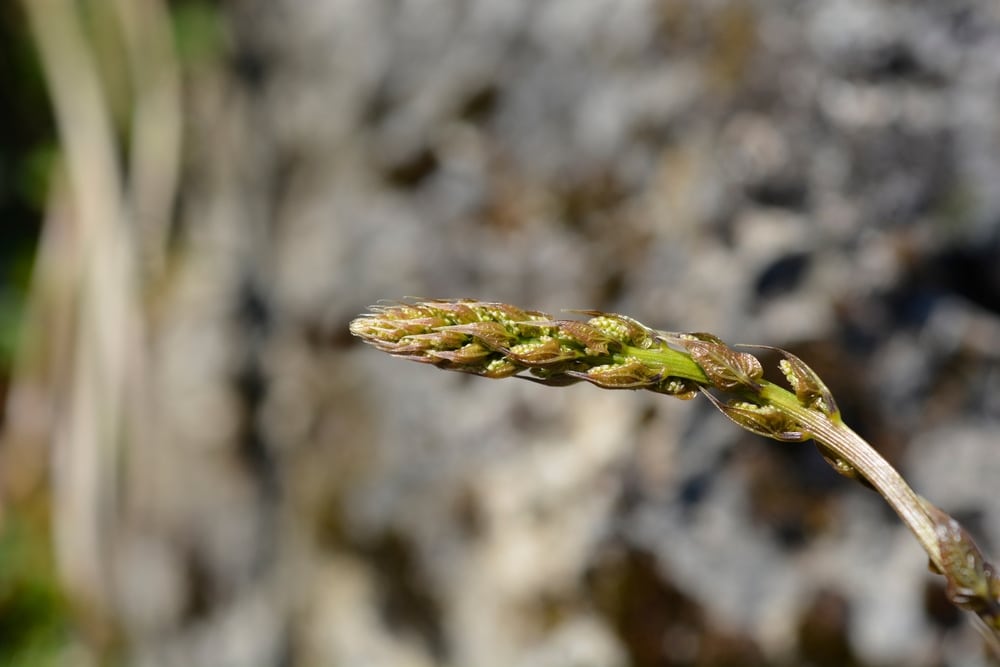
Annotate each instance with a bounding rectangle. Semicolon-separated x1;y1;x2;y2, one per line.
171;0;226;67
0;512;69;667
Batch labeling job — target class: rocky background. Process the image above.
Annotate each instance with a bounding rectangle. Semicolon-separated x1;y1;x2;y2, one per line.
4;1;1000;666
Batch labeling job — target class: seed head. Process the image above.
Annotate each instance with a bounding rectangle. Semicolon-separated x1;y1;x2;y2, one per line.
350;299;701;393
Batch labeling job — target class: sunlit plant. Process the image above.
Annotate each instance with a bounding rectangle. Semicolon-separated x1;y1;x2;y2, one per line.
351;299;1000;646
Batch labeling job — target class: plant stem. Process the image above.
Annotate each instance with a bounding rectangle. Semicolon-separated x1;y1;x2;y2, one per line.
766;388;943;571
618;345;708;383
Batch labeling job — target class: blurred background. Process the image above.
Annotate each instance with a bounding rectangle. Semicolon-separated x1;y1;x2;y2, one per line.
2;1;1000;665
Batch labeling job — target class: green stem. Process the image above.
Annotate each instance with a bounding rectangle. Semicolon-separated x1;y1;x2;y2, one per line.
621;344;710;383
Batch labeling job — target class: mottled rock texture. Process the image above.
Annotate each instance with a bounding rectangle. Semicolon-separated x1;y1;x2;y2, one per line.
120;1;1000;665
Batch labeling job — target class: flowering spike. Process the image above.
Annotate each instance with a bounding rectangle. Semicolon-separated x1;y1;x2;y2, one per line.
351;298;1000;642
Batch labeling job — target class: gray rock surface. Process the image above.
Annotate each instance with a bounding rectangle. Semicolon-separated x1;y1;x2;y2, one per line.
121;1;1000;665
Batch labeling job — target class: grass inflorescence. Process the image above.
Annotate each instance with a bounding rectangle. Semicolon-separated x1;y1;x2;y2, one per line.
351;298;1000;644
